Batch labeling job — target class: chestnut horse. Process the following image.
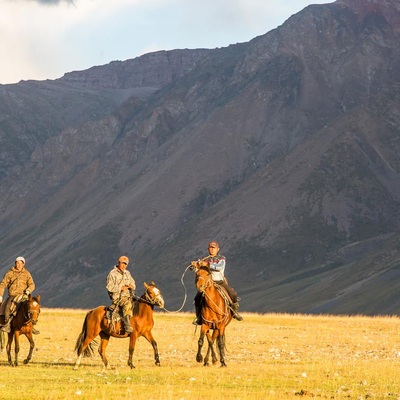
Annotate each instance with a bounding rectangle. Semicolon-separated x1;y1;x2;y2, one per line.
73;281;164;370
194;265;232;367
0;294;41;366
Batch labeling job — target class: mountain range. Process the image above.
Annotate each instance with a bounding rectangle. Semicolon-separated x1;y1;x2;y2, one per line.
1;0;400;315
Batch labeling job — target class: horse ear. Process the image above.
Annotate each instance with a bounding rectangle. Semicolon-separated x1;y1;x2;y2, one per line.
36;294;41;302
151;280;155;286
144;282;149;289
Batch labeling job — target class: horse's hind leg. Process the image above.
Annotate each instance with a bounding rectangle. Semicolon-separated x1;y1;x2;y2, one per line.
23;333;35;365
73;334;96;370
98;332;111;370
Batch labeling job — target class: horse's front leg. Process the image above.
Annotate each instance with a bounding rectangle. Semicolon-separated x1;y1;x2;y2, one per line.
14;331;21;367
196;326;208;363
142;331;160;367
217;333;227;367
209;329;219;365
127;332;138;369
23;331;35;365
6;333;14;366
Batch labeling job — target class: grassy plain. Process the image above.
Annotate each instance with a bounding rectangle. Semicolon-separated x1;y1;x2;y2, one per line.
0;309;399;399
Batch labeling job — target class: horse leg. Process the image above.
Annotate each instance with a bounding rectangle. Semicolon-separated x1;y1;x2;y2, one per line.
141;331;160;367
210;329;219;365
203;331;213;366
217;333;227;367
127;332;138;369
73;315;101;370
196;326;207;363
6;333;14;366
23;331;35;365
14;331;21;367
98;332;111;370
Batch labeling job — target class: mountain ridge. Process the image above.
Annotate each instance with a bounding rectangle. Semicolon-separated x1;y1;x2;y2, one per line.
1;0;400;315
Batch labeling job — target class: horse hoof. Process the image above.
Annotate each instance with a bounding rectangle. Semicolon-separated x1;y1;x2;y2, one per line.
155;362;160;366
196;356;203;363
23;359;29;365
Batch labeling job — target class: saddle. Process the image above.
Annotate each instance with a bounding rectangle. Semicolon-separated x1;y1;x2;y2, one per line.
105;304;123;322
0;295;27;323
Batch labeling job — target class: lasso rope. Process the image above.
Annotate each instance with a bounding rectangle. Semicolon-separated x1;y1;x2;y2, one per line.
160;264;192;313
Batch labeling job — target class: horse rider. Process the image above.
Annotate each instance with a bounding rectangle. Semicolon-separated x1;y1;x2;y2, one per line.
0;256;40;334
190;241;243;325
106;255;136;333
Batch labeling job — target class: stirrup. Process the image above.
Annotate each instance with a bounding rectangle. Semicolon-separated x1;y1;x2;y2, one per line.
1;324;10;333
32;327;40;335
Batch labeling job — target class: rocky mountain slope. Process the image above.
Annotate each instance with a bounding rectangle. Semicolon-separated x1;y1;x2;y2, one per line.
1;0;400;315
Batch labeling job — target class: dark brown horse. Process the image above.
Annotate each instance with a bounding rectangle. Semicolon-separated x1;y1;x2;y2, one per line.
73;281;164;370
194;265;232;367
0;294;41;366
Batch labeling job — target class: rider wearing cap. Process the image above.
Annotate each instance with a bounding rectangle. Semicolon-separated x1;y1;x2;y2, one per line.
106;255;136;333
0;256;40;334
191;241;243;325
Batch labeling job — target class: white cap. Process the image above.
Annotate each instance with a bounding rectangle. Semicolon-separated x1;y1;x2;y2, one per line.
15;256;25;264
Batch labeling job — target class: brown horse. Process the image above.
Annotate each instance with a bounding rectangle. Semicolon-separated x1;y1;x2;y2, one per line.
73;281;164;370
194;265;232;367
0;294;41;366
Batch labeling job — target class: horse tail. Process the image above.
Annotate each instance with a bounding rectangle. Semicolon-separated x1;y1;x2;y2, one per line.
74;310;98;357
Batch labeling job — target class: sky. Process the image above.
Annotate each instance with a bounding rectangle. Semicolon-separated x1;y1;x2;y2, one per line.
1;0;330;85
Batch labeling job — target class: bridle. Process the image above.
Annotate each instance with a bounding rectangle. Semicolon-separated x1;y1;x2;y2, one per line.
196;270;213;293
24;299;41;325
132;287;164;307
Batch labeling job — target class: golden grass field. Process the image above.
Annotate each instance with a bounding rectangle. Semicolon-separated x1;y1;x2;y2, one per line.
0;309;400;399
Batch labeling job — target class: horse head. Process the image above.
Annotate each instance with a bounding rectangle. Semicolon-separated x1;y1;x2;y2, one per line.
195;265;213;293
27;294;41;326
143;282;165;308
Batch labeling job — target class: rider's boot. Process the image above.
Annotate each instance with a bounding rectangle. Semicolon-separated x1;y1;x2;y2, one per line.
192;300;202;325
231;302;243;321
122;315;133;333
192;314;202;325
0;320;11;333
32;326;40;334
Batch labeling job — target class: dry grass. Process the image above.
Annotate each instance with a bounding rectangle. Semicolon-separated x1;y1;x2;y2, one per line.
0;309;400;399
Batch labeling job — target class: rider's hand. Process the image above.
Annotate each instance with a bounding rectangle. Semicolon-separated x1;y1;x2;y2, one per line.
24;289;30;295
190;261;199;270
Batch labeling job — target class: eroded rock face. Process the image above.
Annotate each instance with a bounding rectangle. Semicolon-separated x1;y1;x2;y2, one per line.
1;0;400;313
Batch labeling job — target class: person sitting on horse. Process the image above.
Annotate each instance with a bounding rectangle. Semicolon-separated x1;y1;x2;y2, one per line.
106;255;136;334
0;256;40;334
191;241;243;325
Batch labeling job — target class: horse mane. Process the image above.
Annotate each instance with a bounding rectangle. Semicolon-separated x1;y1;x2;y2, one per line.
199;265;211;273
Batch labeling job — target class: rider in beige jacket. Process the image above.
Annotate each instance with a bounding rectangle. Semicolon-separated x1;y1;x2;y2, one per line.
0;257;39;334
